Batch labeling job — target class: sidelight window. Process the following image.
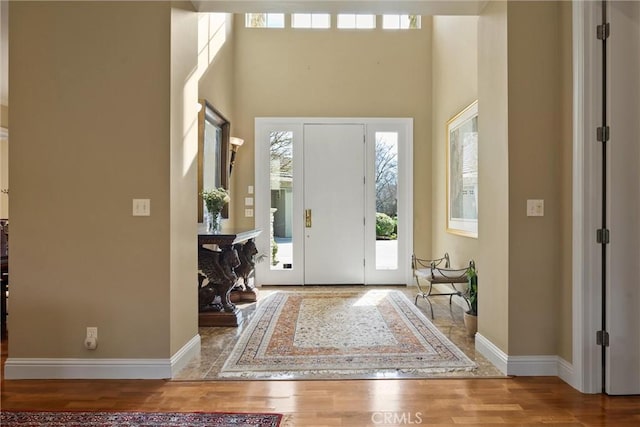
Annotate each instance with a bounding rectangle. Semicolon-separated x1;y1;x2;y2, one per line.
270;131;294;270
375;132;398;270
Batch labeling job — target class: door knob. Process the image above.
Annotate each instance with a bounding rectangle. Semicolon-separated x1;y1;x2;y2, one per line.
305;209;312;228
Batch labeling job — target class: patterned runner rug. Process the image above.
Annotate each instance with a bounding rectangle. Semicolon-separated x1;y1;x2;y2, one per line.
0;411;282;426
220;289;476;379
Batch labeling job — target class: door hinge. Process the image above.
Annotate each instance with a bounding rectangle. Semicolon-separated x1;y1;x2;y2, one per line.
597;23;610;40
363;217;366;226
596;126;610;142
596;330;610;347
363;258;366;267
596;228;610;244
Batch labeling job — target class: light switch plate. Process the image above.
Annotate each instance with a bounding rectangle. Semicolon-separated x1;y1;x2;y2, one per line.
245;197;254;206
248;185;254;194
133;199;150;216
527;199;544;217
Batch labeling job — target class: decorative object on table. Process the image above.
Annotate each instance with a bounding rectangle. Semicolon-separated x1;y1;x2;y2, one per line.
201;187;229;232
219;289;476;379
0;411;283;427
463;261;478;337
229;136;244;174
446;100;478;238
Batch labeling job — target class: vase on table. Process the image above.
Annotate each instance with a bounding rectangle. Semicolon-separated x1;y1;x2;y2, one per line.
205;210;221;233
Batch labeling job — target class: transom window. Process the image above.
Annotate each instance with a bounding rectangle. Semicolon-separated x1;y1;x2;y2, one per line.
292;13;331;29
382;15;421;29
245;13;285;28
337;14;376;29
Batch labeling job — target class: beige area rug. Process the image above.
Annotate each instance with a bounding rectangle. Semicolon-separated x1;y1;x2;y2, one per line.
218;289;477;379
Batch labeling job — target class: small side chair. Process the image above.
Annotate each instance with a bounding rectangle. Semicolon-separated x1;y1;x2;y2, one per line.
412;253;471;319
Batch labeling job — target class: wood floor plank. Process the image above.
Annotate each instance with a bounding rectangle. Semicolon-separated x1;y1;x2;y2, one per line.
2;340;640;425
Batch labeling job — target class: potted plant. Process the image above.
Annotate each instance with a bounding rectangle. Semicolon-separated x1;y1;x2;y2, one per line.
463;261;478;337
201;187;230;232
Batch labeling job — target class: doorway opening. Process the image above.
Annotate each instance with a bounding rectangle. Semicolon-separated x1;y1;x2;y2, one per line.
254;118;413;286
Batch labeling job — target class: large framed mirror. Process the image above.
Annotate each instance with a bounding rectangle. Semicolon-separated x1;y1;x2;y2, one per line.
198;99;230;222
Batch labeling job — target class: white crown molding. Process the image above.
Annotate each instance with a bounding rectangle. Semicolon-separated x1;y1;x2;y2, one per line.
4;334;200;380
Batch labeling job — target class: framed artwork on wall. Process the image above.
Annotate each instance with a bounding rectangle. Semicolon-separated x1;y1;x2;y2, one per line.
198;99;230;222
446;100;478;238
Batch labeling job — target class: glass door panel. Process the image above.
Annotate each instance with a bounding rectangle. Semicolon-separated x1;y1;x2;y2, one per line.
365;120;412;285
269;131;294;270
255;121;303;285
375;132;399;271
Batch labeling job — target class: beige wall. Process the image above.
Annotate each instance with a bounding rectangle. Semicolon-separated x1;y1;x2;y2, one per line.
197;13;238;225
558;0;573;362
170;3;199;355
0;105;7;128
9;1;184;359
476;1;571;359
431;16;479;267
6;2;575;368
231;15;433;257
198;15;235;126
478;0;510;352
506;1;564;356
0;135;7;219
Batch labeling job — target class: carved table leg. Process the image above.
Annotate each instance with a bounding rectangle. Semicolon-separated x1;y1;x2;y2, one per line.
218;245;240;312
197;245;243;326
231;239;258;302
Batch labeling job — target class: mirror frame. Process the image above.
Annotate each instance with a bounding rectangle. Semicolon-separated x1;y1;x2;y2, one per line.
197;99;230;222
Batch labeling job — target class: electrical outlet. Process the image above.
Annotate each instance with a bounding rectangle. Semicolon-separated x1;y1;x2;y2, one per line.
85;327;98;350
245;208;254;217
86;327;98;339
245;197;254;206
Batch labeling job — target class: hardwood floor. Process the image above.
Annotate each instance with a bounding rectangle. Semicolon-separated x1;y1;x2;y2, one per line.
2;338;639;426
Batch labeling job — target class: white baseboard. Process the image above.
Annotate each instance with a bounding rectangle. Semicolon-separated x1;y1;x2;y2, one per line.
475;333;575;379
170;334;201;376
475;333;508;374
558;356;576;387
4;334;201;380
507;355;559;376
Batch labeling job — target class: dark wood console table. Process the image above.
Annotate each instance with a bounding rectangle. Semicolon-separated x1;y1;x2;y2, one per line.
197;225;261;327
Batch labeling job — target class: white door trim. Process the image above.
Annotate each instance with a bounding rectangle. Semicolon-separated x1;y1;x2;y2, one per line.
572;0;603;394
254;117;413;286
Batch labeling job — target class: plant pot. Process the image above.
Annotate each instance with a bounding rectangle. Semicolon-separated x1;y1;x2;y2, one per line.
463;312;477;338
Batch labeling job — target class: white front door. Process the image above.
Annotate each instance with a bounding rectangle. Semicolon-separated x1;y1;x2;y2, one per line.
303;124;365;284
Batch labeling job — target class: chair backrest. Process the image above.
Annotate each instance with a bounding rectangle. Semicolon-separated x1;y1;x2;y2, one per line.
412;252;450;270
